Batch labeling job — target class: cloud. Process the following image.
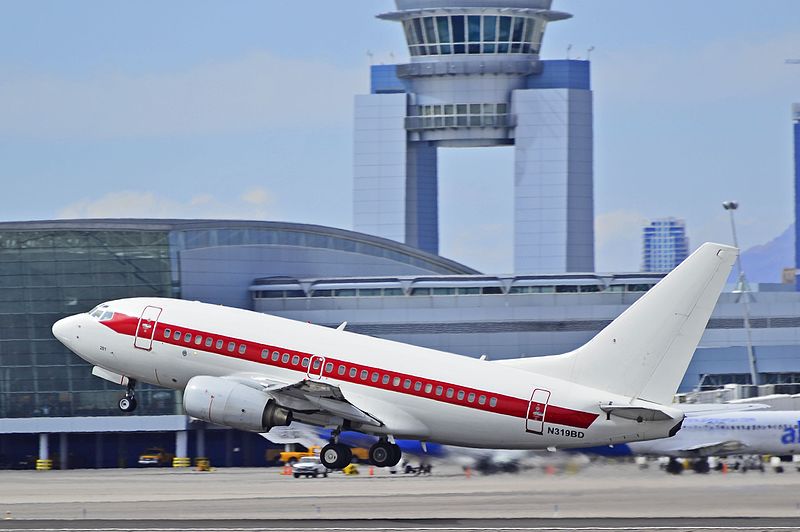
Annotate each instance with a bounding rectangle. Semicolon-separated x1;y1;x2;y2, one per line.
57;188;277;220
440;222;514;274
0;51;364;140
594;210;648;272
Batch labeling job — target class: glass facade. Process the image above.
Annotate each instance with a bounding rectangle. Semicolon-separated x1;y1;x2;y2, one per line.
403;15;542;57
405;103;512;131
0;229;177;418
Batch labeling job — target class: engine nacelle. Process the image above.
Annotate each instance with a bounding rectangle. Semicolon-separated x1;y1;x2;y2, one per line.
183;376;292;432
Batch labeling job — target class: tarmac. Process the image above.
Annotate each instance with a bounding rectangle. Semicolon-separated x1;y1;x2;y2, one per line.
0;461;799;531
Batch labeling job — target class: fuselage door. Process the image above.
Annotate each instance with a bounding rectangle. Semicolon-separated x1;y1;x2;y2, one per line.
526;388;551;435
134;305;162;351
308;355;325;380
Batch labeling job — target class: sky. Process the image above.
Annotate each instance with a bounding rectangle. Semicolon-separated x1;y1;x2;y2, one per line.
1;1;799;275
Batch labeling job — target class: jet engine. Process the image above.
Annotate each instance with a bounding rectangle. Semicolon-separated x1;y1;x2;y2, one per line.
183;376;292;432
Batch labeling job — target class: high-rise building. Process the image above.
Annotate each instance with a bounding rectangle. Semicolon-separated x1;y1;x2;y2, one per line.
642;218;689;272
354;0;594;274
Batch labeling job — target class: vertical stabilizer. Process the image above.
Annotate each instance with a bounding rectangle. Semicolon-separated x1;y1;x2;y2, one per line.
499;243;737;405
567;243;737;404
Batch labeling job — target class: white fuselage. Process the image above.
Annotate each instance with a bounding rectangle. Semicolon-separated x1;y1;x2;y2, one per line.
628;411;800;457
53;297;683;449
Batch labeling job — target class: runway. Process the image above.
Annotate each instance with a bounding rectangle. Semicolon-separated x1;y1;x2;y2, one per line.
0;462;799;530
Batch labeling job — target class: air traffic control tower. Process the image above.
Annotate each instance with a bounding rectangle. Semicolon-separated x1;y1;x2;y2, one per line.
354;0;594;273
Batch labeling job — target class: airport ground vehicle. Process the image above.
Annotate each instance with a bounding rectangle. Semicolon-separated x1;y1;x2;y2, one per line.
292;456;329;478
138;448;173;466
279;445;321;465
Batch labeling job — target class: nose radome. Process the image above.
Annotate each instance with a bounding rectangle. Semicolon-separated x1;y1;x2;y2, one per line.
52;316;74;344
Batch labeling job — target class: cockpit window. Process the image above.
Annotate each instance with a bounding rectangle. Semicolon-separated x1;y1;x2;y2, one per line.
89;305;113;321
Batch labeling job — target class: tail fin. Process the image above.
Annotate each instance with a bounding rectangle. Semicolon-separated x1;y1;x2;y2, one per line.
500;243;737;405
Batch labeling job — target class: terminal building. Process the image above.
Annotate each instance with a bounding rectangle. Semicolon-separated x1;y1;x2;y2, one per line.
354;0;594;273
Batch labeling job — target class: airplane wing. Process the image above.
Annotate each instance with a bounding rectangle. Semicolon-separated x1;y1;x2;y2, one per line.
639;439;748;457
678;403;771;416
223;373;384;428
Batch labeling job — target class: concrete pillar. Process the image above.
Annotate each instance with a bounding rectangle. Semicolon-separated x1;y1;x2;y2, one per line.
59;433;68;470
175;430;188;458
38;433;49;460
196;426;206;458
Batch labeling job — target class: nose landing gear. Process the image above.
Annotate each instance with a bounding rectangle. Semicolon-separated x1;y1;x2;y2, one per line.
118;380;138;412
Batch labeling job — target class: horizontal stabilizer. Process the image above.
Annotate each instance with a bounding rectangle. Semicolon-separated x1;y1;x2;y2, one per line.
599;403;679;422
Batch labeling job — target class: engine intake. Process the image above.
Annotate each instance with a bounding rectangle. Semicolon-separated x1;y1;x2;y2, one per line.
183;376;292;432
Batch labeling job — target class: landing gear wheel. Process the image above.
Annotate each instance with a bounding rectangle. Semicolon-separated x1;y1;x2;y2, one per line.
665;458;683;475
692;459;710;474
369;441;402;468
320;443;352;470
118;395;137;412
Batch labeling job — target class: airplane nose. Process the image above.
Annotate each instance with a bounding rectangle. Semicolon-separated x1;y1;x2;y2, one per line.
52;316;73;345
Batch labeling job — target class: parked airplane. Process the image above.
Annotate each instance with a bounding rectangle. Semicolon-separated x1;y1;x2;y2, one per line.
52;243;736;470
582;410;800;473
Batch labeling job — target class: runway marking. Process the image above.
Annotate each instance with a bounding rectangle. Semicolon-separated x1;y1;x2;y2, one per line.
0;525;798;532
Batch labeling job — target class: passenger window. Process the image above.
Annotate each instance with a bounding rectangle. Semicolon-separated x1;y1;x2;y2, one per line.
302;358;309;368
282;353;290;363
184;333;192;343
194;336;202;345
313;359;322;370
164;329;171;338
292;355;300;365
393;377;401;387
446;388;454;398
216;340;224;349
425;383;433;394
325;362;333;374
205;337;213;348
371;372;379;383
414;382;422;392
403;379;412;389
489;397;498;407
337;365;346;375
227;342;235;352
272;351;280;361
349;368;357;378
261;349;269;359
457;390;465;401
478;395;486;405
435;386;443;396
467;393;475;403
173;331;181;340
360;370;368;380
238;344;246;355
382;375;390;385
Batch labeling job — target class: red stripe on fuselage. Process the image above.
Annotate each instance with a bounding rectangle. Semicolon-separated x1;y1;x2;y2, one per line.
101;313;598;430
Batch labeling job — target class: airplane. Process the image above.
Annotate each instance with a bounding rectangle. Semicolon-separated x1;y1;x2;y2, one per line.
581;410;800;474
52;242;736;470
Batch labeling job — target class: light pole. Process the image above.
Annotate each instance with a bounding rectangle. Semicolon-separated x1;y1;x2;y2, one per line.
722;201;759;387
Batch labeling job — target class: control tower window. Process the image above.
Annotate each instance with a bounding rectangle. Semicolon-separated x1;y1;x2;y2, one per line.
436;16;450;53
468;16;481;53
451;15;465;54
423;17;437;55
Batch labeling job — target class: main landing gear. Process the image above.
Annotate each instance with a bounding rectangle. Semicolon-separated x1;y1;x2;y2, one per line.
368;439;402;468
118;380;137;413
319;433;403;470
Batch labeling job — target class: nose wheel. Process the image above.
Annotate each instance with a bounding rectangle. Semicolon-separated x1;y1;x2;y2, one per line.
118;380;137;412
